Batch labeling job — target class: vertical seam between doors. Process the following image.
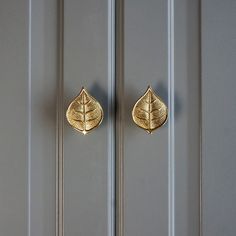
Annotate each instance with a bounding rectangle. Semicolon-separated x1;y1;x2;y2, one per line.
116;0;125;236
199;0;203;235
56;0;64;235
28;0;32;235
108;0;116;235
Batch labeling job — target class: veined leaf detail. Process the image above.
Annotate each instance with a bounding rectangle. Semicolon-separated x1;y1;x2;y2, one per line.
66;88;103;134
132;86;168;133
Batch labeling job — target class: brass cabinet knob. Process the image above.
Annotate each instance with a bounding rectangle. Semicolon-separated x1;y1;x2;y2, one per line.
66;87;104;135
132;86;168;134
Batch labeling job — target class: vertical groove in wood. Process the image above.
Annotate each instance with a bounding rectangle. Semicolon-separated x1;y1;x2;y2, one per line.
168;0;175;235
28;0;32;235
199;0;203;235
56;0;64;236
108;0;116;236
115;0;124;236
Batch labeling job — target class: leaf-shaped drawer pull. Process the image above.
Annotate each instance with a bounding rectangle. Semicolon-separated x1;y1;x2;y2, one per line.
66;88;104;134
132;86;168;134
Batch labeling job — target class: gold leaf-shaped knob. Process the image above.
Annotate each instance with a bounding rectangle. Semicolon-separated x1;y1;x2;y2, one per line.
132;86;168;134
66;87;103;135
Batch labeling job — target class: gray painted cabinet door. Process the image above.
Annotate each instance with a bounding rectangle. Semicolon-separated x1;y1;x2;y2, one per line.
0;0;235;236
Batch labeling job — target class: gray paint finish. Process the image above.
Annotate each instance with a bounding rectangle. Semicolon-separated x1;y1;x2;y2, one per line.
0;0;57;235
30;0;57;235
1;1;236;236
124;0;200;236
64;0;112;236
202;0;236;235
124;0;168;235
174;0;200;235
0;0;29;235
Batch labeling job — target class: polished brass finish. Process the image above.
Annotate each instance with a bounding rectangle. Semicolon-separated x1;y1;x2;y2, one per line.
132;86;168;133
66;88;103;134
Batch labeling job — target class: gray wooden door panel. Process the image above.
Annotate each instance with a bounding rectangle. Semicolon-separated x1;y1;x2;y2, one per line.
30;0;57;235
174;0;200;235
124;0;200;236
0;0;57;235
124;0;168;235
0;1;29;235
202;0;236;235
1;0;236;236
64;0;113;235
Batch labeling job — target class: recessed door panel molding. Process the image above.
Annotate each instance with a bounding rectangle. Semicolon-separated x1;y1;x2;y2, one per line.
122;0;201;236
62;0;116;236
5;1;236;236
0;0;58;235
57;0;201;236
123;0;169;235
